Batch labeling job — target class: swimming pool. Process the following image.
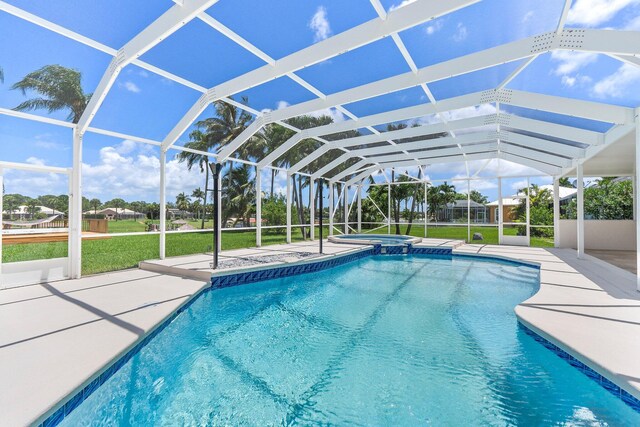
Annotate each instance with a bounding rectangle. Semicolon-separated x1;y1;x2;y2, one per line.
59;254;639;425
329;233;422;245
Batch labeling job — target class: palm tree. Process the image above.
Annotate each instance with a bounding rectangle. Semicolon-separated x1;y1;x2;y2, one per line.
253;123;295;196
89;198;101;216
177;130;211;229
26;200;40;219
176;192;191;214
191;188;205;221
11;65;91;123
110;198;126;221
0;66;4;83
225;164;255;227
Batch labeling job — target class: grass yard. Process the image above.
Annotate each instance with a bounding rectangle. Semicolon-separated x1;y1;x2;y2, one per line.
105;219;211;233
1;226;329;276
2;224;551;277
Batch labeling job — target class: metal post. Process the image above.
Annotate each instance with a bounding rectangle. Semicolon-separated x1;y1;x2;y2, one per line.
329;182;334;236
70;131;83;278
553;177;560;248
467;179;471;243
256;166;262;247
159;149;166;260
577;162;585;259
387;183;391;234
498;177;503;245
319;178;323;254
286;173;292;243
357;182;362;233
210;162;222;269
310;178;315;241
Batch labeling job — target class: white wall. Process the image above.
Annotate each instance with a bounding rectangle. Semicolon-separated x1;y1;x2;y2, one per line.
558;220;636;250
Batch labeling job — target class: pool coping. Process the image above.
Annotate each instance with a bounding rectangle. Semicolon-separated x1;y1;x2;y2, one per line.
328;234;423;246
35;244;638;425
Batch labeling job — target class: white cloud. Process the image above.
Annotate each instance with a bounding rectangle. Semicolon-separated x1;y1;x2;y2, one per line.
121;81;141;93
425;19;444;35
567;0;640;26
591;63;640;98
550;51;598;76
26;157;46;166
624;14;640;29
81;142;203;202
522;11;535;23
308;107;347;123
33;133;68;150
453;23;468;42
138;70;149;78
276;100;290;110
389;0;416;11
309;6;331;42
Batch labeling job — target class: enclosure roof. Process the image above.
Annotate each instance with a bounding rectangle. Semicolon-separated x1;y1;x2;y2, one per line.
1;0;639;184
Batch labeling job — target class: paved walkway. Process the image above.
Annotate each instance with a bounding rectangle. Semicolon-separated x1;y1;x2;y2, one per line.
1;240;639;425
455;244;640;401
0;269;208;426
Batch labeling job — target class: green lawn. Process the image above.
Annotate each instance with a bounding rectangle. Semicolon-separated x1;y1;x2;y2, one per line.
2;224;551;276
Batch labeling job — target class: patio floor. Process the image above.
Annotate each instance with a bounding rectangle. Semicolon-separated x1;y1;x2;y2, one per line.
1;239;638;425
587;249;637;275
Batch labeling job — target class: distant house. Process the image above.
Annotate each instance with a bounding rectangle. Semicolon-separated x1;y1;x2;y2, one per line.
487;185;577;223
84;208;145;220
436;199;488;223
166;208;194;220
3;205;64;220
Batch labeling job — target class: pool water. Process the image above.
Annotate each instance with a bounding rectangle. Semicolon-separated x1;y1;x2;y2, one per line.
62;255;639;425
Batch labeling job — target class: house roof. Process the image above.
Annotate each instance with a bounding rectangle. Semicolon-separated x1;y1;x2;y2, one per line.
3;205;65;215
486;185;577;206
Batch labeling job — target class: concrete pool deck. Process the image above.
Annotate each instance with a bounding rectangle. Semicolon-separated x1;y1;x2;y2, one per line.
0;239;638;424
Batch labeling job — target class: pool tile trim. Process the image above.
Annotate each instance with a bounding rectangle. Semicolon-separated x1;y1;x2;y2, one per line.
518;321;640;413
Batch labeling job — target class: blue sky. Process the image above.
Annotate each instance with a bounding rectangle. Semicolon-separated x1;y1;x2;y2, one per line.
1;0;639;204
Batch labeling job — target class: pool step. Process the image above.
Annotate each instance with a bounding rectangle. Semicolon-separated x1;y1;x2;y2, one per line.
487;266;538;282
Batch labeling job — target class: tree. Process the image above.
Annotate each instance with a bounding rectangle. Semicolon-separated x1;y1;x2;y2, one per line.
177;129;211;229
262;194;287;233
427;182;456;222
89;198;101;216
224;164;255;227
11;65;91;123
565;178;633;220
175;193;191;214
514;184;553;237
191;188;205;221
559;177;574;188
0;66;4;83
4;195;17;220
26;199;41;219
253;123;293;197
108;198;126;221
468;190;489;205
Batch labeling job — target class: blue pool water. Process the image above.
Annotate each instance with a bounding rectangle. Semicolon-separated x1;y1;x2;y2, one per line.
61;255;639;425
336;233;416;245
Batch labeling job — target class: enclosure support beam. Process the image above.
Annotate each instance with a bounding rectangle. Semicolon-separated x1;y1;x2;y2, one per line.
256;167;262;247
467;180;471;243
310;179;315;241
319;179;324;253
357;182;362;233
159;150;167;260
387;183;391;234
0;169;3;278
344;184;349;235
424;181;428;238
329;182;334;236
577;162;585;259
70;131;83;278
286;173;292;243
635;109;640;291
553;177;560;248
498;177;503;245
